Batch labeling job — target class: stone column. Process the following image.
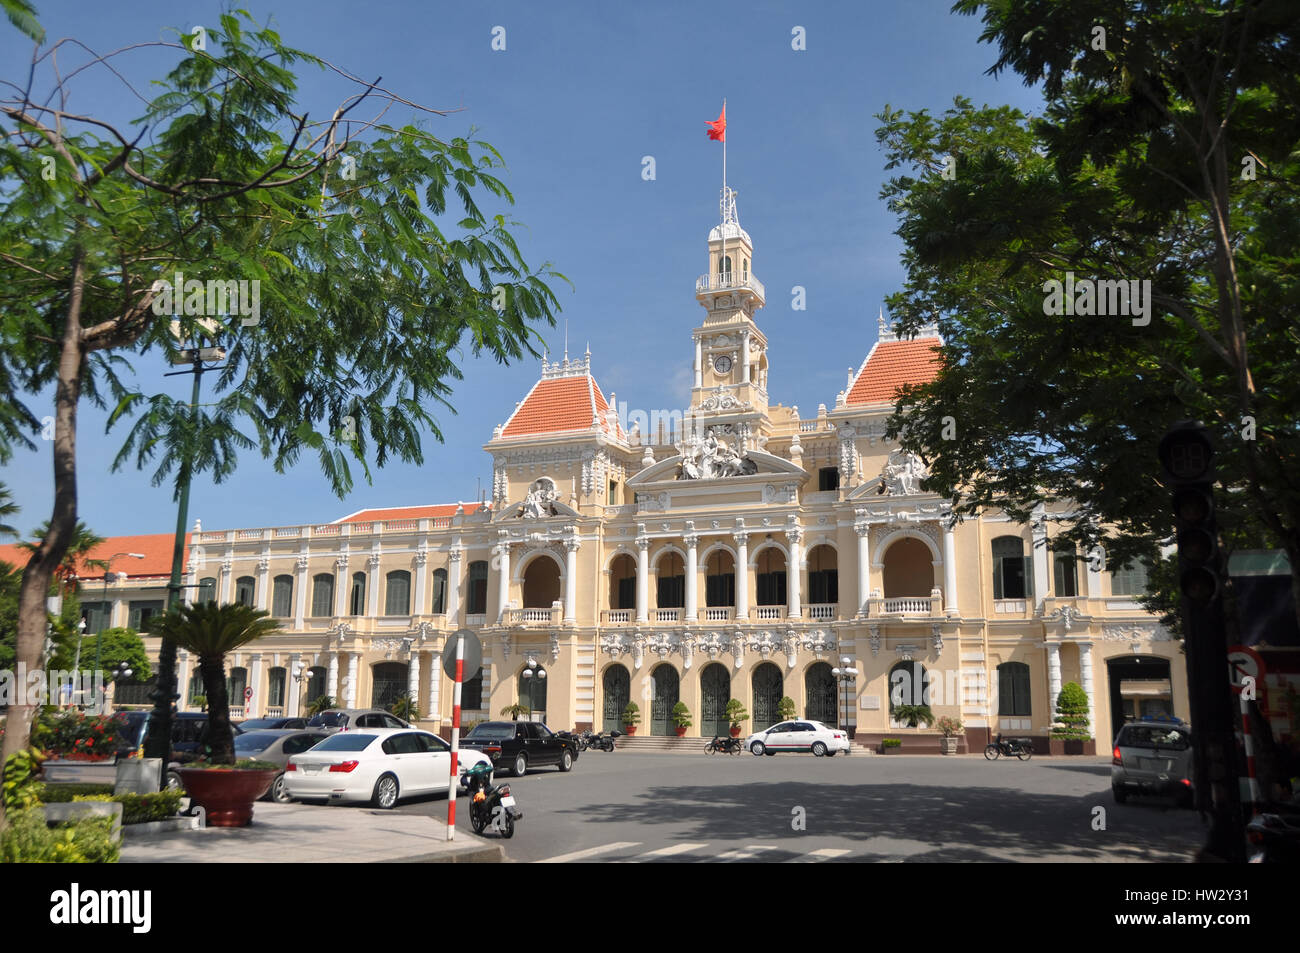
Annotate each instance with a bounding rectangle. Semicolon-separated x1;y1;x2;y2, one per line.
345;652;360;708
564;535;579;624
684;532;699;622
741;329;751;383
694;337;702;389
1046;643;1062;730
1031;504;1048;612
255;556;270;611
787;527;802;619
407;649;421;713
1085;546;1104;599
294;554;309;629
366;554;381;617
176;651;192;711
1078;642;1096;739
426;652;440;724
942;519;959;617
248;652;263;717
413;550;428;617
327;650;339;701
446;545;463;624
287;653;303;718
734;532;750;620
495;540;511;623
635;535;649;623
855;514;870;617
219;559;233;604
334;554;350;617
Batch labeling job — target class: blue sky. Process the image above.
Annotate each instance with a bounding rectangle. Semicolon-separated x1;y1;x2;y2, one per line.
1;1;1044;537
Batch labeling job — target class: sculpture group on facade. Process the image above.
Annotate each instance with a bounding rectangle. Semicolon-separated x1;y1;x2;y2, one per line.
520;479;561;518
679;432;757;480
880;449;928;496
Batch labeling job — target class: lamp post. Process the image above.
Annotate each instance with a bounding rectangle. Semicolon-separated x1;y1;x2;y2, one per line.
830;656;859;741
521;658;546;722
292;660;310;716
92;552;145;714
102;661;133;714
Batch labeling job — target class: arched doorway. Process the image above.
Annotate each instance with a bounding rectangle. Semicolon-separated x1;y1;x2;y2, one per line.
1106;656;1173;741
650;665;679;736
602;665;630;732
752;662;784;731
805;662;837;725
370;662;408;710
522;556;561;608
700;663;730;737
882;537;935;597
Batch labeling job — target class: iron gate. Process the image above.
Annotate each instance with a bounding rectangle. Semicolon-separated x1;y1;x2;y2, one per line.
650;665;679;735
805;662;838;725
700;663;731;737
752;662;784;731
602;665;630;732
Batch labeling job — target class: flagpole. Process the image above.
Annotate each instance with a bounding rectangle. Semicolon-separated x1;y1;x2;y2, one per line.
721;98;727;287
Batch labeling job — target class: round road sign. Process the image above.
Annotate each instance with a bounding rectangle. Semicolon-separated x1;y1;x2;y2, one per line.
443;628;483;681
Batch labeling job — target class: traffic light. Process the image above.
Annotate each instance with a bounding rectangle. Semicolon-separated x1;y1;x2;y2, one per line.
1157;421;1219;608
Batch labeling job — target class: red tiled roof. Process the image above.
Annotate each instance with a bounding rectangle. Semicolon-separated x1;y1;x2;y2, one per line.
500;373;623;439
845;337;942;405
0;532;189;581
334;503;487;524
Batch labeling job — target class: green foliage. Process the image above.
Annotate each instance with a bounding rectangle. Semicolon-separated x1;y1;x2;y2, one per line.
182;758;278;772
31;709;123;758
777;696;797;720
50;628;152;684
621;701;640;727
3;748;43;812
1;0;44;43
893;704;935;729
935;716;964;736
1052;681;1092;740
671;702;691;728
0;808;120;863
724;698;748;728
499;703;530;719
389;691;420;722
35;782;114;802
881;738;902;748
305;695;334;716
72;789;184;824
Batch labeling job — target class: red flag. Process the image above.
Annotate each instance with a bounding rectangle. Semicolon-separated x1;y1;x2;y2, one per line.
706;104;726;142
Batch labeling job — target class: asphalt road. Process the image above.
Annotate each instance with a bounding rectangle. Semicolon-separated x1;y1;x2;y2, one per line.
390;749;1207;863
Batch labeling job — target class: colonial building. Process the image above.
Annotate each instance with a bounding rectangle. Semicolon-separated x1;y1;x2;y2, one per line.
12;186;1183;750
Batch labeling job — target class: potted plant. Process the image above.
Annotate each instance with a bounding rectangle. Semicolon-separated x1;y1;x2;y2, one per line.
671;702;692;736
147;603;281;826
622;702;640;735
390;692;421;723
305;694;334;717
1050;681;1095;755
936;716;964;754
724;699;749;737
880;738;902;754
500;703;531;722
893;704;935;729
777;696;797;721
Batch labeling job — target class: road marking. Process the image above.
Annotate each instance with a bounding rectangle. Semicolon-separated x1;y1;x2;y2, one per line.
640;842;708;858
536;842;641;863
714;845;779;862
787;848;851;863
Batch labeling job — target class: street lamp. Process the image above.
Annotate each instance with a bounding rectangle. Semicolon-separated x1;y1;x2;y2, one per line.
101;661;133;713
292;660;311;716
521;658;546;722
92;552;145;714
830;656;859;743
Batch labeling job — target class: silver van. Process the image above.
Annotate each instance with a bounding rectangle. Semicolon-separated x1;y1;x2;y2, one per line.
1111;717;1194;806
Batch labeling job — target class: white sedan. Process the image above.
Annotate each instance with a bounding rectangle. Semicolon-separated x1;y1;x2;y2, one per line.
284;729;493;808
745;720;851;757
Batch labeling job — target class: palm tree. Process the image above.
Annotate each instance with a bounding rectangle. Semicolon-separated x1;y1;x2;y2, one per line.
0;484;19;539
19;520;107;594
147;603;280;764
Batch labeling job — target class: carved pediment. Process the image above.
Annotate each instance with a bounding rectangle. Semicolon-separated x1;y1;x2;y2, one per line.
628;448;808;487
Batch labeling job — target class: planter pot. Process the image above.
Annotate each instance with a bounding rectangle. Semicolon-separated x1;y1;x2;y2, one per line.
623;726;637;736
674;726;688;737
940;736;960;755
41;759;119;785
1049;738;1097;756
729;727;742;738
177;767;276;827
880;745;901;755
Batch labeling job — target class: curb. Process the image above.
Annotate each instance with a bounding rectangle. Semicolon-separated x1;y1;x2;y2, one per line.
380;843;506;863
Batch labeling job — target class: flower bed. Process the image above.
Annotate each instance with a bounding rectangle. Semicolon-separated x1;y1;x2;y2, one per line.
31;710;125;760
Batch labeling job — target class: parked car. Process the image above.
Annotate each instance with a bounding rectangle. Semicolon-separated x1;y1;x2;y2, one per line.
1111;717;1194;806
744;720;850;757
112;711;247;789
459;721;578;776
284;729;492;808
237;717;309;731
305;709;410;733
232;729;331;802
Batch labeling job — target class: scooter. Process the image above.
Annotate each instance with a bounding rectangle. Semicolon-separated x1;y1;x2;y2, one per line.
580;728;620;751
461;761;522;839
704;735;744;755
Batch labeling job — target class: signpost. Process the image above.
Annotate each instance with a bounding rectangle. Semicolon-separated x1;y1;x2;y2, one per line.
444;629;481;841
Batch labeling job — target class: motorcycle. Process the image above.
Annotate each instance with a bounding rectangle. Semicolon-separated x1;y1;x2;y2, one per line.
704;735;744;755
461;761;522;839
984;733;1034;761
579;728;620;752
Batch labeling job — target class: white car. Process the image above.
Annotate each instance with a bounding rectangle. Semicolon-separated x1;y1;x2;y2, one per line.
745;720;850;757
284;728;493;808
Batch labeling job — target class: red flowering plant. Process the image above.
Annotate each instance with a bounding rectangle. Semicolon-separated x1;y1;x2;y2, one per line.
34;710;124;761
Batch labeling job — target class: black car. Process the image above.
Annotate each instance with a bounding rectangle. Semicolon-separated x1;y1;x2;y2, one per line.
460;721;578;776
113;711;244;764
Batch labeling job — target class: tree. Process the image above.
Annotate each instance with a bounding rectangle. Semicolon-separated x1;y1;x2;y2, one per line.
0;485;19;540
388;691;420;723
0;0;42;43
145;603;280;764
876;3;1300;627
17;521;106;595
1051;682;1092;741
0;13;564;772
49;627;151;684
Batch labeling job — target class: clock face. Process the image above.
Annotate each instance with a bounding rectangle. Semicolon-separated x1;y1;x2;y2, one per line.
714;355;733;374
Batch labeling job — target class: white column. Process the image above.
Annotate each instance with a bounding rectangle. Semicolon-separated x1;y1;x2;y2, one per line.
1046;643;1062;729
327;650;339;701
495;542;511;623
255;556;270;611
564;538;579;624
942;521;959;617
446;546;463;624
425;652;439;724
345;652;359;708
176;652;192;711
334;555;350;616
1086;546;1104;599
413;550;428;616
219;559;233;604
694;337;702;389
684;533;699;622
1031;505;1048;612
366;554;381;617
407;650;421;713
1078;642;1096;739
734;532;750;620
293;555;308;629
741;330;751;383
635;536;649;623
287;653;303;717
855;521;870;617
787;530;802;619
248;652;263;717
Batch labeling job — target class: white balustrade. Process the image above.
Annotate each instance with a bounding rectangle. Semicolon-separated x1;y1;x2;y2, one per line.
754;606;785;620
704;607;735;621
655;608;682;623
695;272;766;300
805;604;837;621
602;609;632;624
881;597;931;615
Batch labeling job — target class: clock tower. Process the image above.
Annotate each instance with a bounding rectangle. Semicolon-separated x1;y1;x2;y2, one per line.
688;187;770;451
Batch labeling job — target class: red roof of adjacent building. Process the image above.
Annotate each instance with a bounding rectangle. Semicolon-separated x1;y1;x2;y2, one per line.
333;503;487;524
0;532;189;581
845;336;942;406
499;367;623;439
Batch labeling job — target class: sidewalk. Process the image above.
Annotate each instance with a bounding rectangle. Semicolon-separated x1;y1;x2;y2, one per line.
120;802;504;863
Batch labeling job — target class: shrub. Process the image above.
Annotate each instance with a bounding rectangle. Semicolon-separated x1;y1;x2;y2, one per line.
893;704;935;728
32;710;124;759
3;749;45;813
777;696;797;720
724;699;749;728
499;703;531;720
622;702;640;727
935;716;964;736
1051;682;1092;740
671;702;692;728
72;789;185;825
0;808;120;863
37;782;115;803
881;738;903;748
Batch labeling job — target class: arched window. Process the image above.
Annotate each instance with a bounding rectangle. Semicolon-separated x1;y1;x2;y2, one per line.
385;570;411;616
1111;560;1150;597
467;561;489;615
461;667;484;710
432;568;448;614
267;667;287;709
705;550;735;607
227;667;248;707
888;660;929;710
720;254;732;277
656;552;685;609
198;577;217;604
1053;546;1078;597
349;572;366;616
807;545;838;605
991;536;1030;600
187;672;205;707
311;574;334;617
235;576;255;608
754;548;786;606
272;575;294;618
998;662;1032;716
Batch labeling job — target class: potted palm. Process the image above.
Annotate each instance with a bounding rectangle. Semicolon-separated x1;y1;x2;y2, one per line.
499;703;531;721
671;702;692;737
724;699;749;737
936;716;964;755
622;702;640;735
305;694;335;717
390;692;420;723
893;704;935;729
147;603;280;827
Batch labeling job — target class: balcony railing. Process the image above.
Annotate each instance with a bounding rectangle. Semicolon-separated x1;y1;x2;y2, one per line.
804;604;837;621
753;605;785;620
695;271;765;301
880;597;932;615
465;613;487;627
602;609;633;625
655;608;682;623
703;607;734;622
505;607;559;626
